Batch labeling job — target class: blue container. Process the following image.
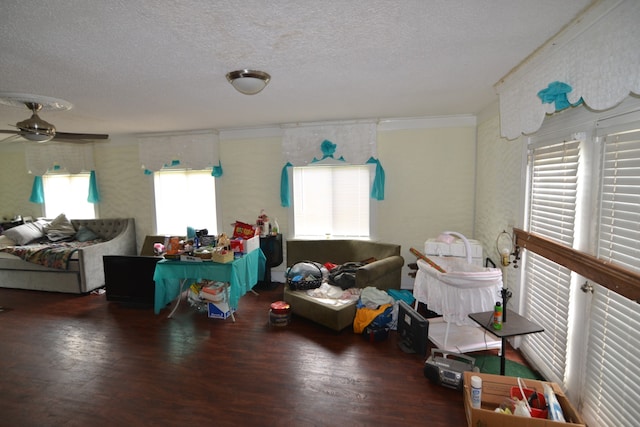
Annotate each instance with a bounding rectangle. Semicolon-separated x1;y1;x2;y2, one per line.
388;289;415;306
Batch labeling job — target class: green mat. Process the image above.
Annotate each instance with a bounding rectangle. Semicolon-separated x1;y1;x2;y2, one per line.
472;355;543;380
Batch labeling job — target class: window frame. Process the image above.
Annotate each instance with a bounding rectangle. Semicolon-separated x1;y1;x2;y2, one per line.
42;171;97;219
517;97;640;427
152;167;220;236
287;161;377;240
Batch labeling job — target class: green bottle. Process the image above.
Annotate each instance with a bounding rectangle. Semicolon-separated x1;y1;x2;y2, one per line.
493;302;503;330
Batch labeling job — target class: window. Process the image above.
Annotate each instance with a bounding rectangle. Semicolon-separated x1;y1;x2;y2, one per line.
292;164;371;238
521;138;580;385
43;172;96;219
596;124;640;274
520;98;640;427
154;169;217;236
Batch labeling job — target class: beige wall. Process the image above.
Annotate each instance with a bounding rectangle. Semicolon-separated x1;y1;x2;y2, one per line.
0;145;44;221
0;120;480;288
474;104;525;304
377;126;477;285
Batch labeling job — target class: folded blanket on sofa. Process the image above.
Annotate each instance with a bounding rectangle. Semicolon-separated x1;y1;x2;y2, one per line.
0;239;104;269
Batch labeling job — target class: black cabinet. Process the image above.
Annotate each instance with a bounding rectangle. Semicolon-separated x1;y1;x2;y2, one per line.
104;255;161;306
256;234;283;290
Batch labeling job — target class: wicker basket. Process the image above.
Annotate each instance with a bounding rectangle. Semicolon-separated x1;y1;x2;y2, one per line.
286;261;324;291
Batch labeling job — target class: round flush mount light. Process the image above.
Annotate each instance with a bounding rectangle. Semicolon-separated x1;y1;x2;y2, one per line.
226;69;271;95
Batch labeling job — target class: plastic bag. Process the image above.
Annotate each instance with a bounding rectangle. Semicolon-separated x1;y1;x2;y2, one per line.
543;383;566;422
513;400;532;417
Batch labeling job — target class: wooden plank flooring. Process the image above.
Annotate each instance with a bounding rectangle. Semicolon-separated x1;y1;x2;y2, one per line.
0;284;528;427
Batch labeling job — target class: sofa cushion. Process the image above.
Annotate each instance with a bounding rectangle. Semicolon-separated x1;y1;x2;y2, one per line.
75;225;99;242
283;288;358;331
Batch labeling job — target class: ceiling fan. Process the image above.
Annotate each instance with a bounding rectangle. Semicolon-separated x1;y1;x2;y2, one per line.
0;92;109;144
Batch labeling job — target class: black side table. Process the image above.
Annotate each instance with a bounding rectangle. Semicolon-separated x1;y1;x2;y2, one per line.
255;234;283;290
469;309;544;375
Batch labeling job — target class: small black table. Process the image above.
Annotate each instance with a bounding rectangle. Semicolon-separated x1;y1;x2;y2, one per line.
468;309;544;375
255;233;283;290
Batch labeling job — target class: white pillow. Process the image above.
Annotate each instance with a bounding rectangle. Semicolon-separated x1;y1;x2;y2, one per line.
44;213;77;242
2;220;48;245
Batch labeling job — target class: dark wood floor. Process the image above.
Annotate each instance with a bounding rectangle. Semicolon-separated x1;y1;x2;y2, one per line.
0;284;527;427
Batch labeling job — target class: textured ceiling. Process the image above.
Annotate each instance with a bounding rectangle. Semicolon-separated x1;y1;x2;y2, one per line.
0;0;593;137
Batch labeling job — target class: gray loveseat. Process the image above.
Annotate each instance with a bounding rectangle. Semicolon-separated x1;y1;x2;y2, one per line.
283;239;404;331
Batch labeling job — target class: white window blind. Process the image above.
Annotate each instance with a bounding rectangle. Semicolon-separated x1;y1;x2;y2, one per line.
292;165;370;238
597;126;640;273
43;173;96;219
521;139;580;385
154;169;217;236
582;283;640;427
519;99;640;427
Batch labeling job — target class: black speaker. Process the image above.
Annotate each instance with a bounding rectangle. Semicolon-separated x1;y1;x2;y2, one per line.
423;362;441;384
104;255;160;306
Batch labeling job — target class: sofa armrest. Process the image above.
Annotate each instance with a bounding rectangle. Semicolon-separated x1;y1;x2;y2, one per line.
356;255;404;290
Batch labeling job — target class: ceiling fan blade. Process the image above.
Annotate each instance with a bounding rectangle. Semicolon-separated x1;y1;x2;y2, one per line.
0;133;22;144
53;132;109;142
0;129;20;135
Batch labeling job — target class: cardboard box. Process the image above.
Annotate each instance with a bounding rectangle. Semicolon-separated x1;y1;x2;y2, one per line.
207;301;236;319
232;221;256;239
463;372;585;427
243;235;259;253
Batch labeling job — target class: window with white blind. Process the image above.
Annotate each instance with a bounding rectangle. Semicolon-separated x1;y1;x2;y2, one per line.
292;164;371;239
596;124;640;274
520;99;640;427
43;172;96;219
154;169;217;236
582;283;640;427
521;139;580;386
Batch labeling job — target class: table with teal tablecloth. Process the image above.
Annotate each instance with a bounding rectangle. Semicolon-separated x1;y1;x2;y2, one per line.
153;249;266;315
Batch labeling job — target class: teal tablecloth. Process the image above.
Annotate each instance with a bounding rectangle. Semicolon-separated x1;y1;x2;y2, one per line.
153;249;266;314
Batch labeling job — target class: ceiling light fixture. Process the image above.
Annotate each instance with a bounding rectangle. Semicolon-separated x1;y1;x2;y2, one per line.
226;69;271;95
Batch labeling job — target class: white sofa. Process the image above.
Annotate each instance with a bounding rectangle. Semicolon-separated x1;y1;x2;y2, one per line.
0;218;136;294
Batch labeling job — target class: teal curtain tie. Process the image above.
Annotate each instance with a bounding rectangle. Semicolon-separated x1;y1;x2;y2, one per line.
211;160;223;177
29;176;44;204
366;157;385;200
88;170;101;203
280;162;292;207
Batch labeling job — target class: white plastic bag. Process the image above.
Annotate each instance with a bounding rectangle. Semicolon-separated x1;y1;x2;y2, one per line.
513;400;532;417
543;383;566;422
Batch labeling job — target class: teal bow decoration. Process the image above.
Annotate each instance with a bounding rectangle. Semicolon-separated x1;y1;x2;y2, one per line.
211;160;223;177
538;81;583;111
321;139;336;157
